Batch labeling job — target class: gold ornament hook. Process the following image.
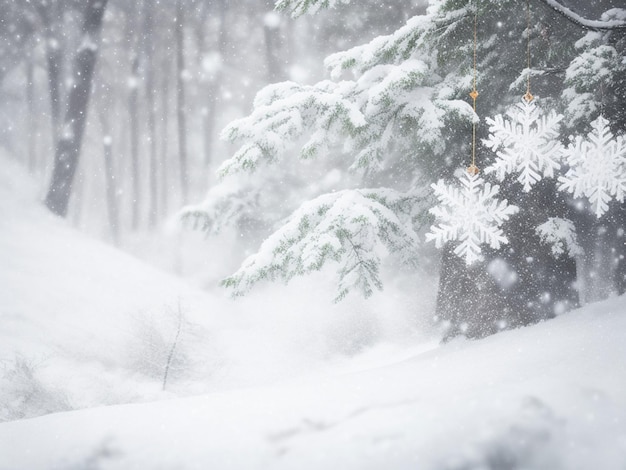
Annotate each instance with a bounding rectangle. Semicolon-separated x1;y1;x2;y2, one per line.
525;0;533;101
467;164;480;176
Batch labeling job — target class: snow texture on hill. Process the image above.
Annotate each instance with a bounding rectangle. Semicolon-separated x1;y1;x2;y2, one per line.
0;155;625;469
1;297;625;469
0;154;432;418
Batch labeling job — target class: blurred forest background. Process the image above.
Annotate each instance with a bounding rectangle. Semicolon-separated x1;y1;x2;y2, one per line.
0;0;427;278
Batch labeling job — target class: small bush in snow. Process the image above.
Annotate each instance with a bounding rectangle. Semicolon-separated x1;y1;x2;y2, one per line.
0;355;71;422
126;303;191;390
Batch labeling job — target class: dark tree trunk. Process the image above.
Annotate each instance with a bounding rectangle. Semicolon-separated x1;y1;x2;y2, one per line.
128;3;141;230
436;245;510;341
129;57;140;229
44;0;109;217
45;37;63;145
160;52;171;218
71;170;84;226
25;54;36;173
263;12;283;82
144;0;158;228
201;0;228;173
570;203;626;303
612;201;626;295
500;182;579;320
34;1;64;146
436;179;579;340
175;0;189;204
603;25;626;295
596;17;626;296
99;96;120;245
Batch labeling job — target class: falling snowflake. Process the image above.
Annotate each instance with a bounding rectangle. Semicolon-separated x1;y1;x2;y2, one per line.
426;170;519;265
484;97;564;192
558;115;626;218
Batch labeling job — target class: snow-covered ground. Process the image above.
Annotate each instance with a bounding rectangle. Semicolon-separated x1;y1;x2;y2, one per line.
1;155;625;469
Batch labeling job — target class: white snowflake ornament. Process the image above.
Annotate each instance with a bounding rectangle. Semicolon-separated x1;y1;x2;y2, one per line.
426;170;519;265
484;97;564;192
559;115;626;218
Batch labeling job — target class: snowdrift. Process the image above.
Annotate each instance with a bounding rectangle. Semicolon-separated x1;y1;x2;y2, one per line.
1;156;625;469
1;297;625;469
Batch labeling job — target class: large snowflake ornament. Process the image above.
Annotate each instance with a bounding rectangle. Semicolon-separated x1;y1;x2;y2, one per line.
484;98;564;192
426;170;519;265
558;115;626;218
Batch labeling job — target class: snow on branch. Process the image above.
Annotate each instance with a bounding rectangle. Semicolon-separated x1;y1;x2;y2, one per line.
218;81;366;177
348;59;473;173
536;218;582;258
218;61;473;178
540;0;626;31
325;15;433;79
180;181;261;236
562;43;622;128
275;0;350;18
222;189;423;302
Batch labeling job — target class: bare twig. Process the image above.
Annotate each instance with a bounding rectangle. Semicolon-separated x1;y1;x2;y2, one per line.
162;300;184;391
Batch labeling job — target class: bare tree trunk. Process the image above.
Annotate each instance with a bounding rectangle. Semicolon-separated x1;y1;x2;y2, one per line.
201;0;228;174
263;8;283;82
160;53;170;218
25;54;36;173
44;0;109;216
71;169;84;226
35;1;64;146
175;0;189;204
162;301;184;391
436;180;578;340
128;5;141;230
144;0;158;228
99;96;120;245
614;204;626;295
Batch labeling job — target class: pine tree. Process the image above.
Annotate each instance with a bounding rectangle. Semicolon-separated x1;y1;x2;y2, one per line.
187;0;626;339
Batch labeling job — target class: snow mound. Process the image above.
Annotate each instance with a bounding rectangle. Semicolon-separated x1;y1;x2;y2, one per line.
1;297;625;469
0;155;432;421
1;156;625;469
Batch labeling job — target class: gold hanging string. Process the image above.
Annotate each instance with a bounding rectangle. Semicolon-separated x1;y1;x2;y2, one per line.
468;8;480;176
524;0;534;102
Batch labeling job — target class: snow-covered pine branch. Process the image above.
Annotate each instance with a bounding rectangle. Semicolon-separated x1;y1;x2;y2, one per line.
325;15;434;79
535;218;583;258
218;62;474;177
274;0;351;18
180;164;328;237
562;25;625;128
323;2;477;80
349;60;473;173
222;189;424;302
540;0;626;31
180;180;262;236
484;98;564;192
218;81;366;177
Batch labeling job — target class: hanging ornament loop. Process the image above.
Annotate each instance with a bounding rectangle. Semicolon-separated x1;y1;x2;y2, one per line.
523;0;534;103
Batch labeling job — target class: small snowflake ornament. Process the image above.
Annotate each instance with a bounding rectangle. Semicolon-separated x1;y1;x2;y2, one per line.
426;170;519;265
484;97;564;192
558;115;626;218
